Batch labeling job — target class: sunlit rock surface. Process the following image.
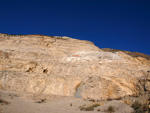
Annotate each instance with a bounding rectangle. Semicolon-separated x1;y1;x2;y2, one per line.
0;33;150;100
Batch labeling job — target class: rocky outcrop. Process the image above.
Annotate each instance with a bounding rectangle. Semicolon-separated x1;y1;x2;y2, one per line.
101;48;150;60
0;33;150;101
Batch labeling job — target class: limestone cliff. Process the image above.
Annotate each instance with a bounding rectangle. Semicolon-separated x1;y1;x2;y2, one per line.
0;33;150;100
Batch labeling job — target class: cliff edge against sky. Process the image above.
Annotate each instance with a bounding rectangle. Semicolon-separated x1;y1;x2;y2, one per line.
0;33;150;102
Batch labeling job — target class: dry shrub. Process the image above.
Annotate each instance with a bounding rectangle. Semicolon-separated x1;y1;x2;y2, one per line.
0;98;10;105
106;106;115;113
79;103;99;111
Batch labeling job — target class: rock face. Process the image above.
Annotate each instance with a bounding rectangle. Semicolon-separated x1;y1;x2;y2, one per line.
0;33;150;100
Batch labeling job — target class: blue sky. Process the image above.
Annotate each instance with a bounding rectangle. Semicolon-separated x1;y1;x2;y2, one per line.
0;0;150;55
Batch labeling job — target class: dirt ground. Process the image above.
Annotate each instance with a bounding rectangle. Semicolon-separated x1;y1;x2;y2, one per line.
0;90;134;113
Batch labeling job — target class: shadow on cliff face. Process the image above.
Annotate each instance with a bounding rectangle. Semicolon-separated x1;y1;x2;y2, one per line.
74;83;82;98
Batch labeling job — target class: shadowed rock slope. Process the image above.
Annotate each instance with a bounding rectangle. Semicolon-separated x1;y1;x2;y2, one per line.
0;33;150;101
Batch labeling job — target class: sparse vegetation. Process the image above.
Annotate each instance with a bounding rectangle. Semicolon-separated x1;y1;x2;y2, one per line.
79;103;99;111
106;106;115;113
131;101;143;113
1;33;23;37
102;48;150;60
8;93;19;99
51;36;69;40
70;103;72;106
131;100;150;113
35;98;46;103
89;99;96;102
97;108;100;111
0;98;10;105
82;106;94;111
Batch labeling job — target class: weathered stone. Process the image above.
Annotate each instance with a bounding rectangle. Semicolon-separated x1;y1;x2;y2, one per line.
145;81;150;92
0;33;150;100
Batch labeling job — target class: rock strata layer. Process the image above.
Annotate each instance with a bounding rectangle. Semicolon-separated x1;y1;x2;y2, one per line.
0;33;150;100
